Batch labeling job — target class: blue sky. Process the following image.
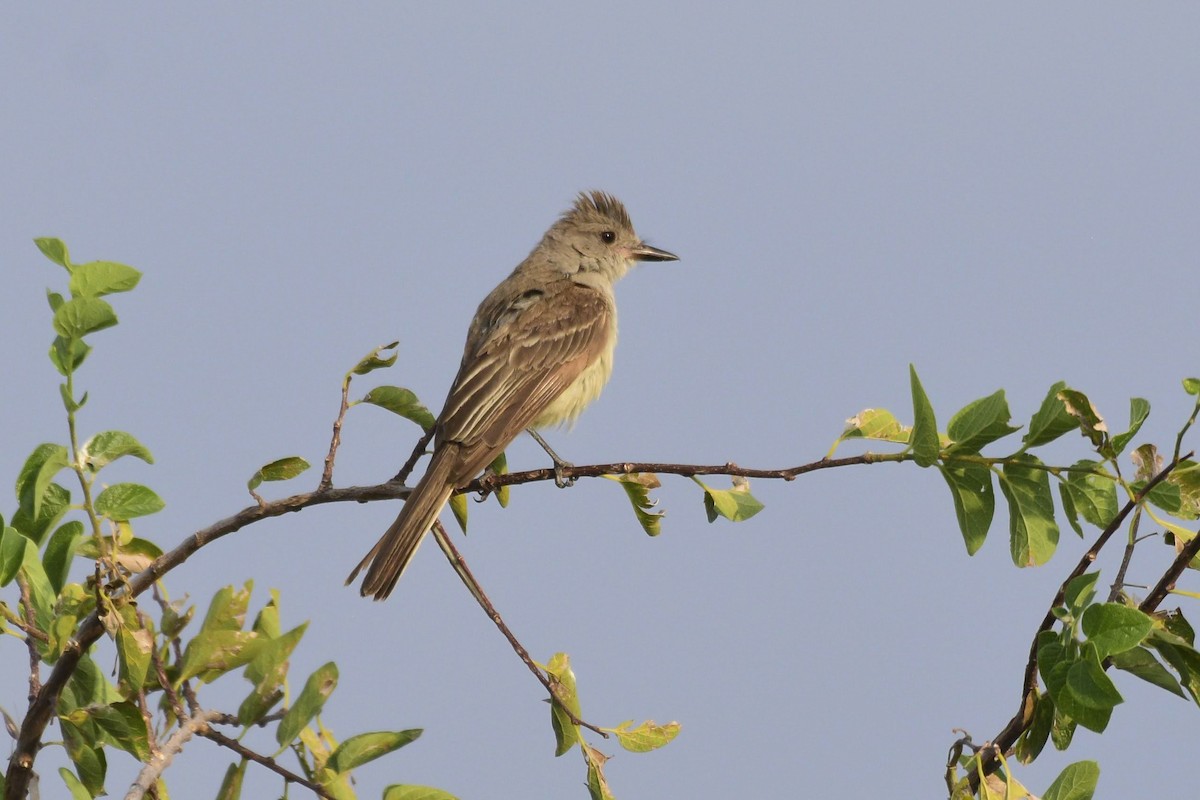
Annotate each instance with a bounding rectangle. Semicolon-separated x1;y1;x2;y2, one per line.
4;5;1200;798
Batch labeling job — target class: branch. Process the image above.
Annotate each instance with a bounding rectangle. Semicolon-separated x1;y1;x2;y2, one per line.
968;453;1190;791
198;726;336;800
124;708;222;800
429;521;608;738
469;452;902;494
15;575;41;708
4;450;890;799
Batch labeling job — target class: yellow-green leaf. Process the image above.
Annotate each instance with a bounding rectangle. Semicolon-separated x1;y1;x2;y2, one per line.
609;719;681;753
694;476;764;523
603;473;664;536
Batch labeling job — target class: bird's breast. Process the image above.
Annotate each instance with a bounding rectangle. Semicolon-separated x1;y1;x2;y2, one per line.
530;311;617;429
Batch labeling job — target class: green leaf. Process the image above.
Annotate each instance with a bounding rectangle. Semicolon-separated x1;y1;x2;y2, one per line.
11;482;70;546
351;341;399;375
201;581;253;634
114;605;153;697
360;385;437;432
68;261;142;298
251;591;282;639
1050;710;1076;751
694;476;764;523
1015;690;1053;764
16;443;70;521
908;365;940;467
583;743;615;800
1042;760;1100;800
1110;398;1149;457
1081;603;1153;658
383;787;460;800
61;719;106;797
94;483;165;520
1057;389;1108;452
160;599;194;639
1023;381;1078;448
43;520;83;593
1063;461;1117;529
36;236;72;269
1184;378;1200;396
1161;609;1196;645
604;473;664;536
938;464;994;555
487;451;509;508
1058;481;1084;538
82;431;154;471
946;390;1019;453
448;492;468;533
20;546;58;633
59;382;86;413
1000;455;1060;567
215;760;247;800
61;654;120;710
0;525;30;586
544;652;583;757
74;535;162;573
1138;475;1182;515
89;701;152;761
1110;646;1186;698
178;630;265;684
247;456;310;492
49;336;91;376
1058;643;1123;733
1170;460;1200;520
1063;572;1100;618
276;662;339;745
58;767;91;800
239;622;307;725
837;408;909;444
1037;631;1071;700
609;719;681;753
53;297;119;339
1148;635;1200;707
327;729;422;773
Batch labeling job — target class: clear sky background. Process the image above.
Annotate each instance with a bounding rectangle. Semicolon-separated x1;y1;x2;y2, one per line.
4;5;1200;798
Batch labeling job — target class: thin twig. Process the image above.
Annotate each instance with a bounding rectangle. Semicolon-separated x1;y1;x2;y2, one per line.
968;452;1190;792
319;374;353;491
198;726;335;800
1107;509;1142;603
430;521;608;738
392;426;435;485
471;452;904;494
15;575;41;708
124;708;222;800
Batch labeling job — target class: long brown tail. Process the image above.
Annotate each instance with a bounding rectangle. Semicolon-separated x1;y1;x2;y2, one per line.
347;447;458;600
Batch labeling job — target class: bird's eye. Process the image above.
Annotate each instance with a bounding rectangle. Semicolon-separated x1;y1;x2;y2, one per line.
600;231;616;244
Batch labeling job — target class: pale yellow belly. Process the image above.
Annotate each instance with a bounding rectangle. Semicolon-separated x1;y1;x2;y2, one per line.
531;328;616;429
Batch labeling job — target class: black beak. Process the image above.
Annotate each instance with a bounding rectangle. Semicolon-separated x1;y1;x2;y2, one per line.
631;243;680;262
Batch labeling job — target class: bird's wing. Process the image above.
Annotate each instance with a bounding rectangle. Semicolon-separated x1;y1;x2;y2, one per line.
436;282;611;480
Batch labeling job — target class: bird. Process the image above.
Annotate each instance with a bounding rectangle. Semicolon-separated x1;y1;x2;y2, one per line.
347;191;678;600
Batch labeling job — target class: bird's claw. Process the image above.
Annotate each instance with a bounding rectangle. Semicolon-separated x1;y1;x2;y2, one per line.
553;462;577;489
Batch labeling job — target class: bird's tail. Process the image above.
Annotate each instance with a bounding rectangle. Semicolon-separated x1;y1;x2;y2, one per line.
347;448;457;600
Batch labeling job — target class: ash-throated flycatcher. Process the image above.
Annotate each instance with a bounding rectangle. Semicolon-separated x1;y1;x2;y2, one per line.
348;191;678;599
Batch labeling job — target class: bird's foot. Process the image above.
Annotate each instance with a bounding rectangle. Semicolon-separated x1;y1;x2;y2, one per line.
528;429;576;488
